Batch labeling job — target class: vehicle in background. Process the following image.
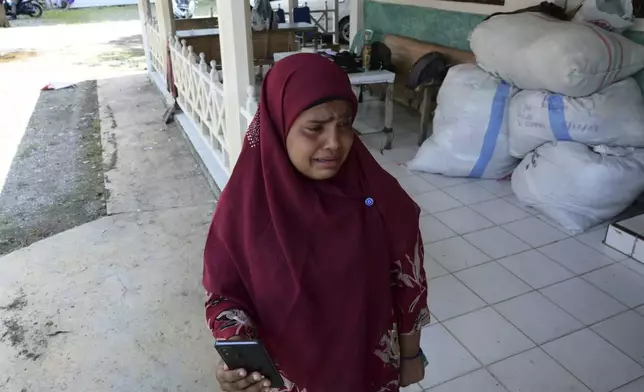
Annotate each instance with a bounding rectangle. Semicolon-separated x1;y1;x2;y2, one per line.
173;0;195;19
3;0;43;18
270;0;351;43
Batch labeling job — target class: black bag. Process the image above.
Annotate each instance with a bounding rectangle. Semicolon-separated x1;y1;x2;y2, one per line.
484;1;569;21
407;52;449;90
331;51;362;74
369;41;395;72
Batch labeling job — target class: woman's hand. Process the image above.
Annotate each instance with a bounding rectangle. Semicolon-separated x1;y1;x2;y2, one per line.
216;336;271;392
399;356;425;387
215;363;272;392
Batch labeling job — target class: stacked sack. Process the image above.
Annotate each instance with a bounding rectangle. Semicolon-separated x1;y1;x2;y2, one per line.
409;11;644;234
408;63;519;179
471;12;644;234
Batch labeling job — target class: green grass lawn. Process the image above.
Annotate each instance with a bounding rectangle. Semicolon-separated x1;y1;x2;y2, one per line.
41;5;141;24
39;2;217;25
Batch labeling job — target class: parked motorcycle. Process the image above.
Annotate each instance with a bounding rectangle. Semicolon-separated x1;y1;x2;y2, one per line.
173;0;195;19
4;0;43;18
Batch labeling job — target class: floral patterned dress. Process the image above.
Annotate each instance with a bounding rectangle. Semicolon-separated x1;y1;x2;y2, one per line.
206;237;430;392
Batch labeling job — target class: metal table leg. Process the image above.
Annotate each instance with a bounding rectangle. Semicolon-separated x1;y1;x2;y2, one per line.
382;82;394;150
419;87;433;146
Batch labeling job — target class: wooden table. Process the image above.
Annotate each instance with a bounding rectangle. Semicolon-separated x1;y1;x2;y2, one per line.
176;23;318;38
349;71;397;150
277;22;319;51
176;22;321;55
277;22;318;32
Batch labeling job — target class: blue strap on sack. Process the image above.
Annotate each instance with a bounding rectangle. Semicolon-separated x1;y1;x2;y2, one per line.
548;94;573;141
469;82;511;178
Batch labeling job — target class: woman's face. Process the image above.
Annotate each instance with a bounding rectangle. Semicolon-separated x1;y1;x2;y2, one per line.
286;100;354;180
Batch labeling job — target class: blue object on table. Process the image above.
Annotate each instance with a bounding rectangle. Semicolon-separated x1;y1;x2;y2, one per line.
292;6;311;23
292;6;315;47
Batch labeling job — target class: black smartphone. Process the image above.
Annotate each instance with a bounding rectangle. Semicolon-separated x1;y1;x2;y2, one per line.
215;340;285;389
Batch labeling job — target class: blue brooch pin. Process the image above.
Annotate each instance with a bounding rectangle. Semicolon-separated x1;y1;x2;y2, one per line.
365;197;374;207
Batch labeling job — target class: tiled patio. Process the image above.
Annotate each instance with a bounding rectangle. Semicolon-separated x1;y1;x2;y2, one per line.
355;100;644;392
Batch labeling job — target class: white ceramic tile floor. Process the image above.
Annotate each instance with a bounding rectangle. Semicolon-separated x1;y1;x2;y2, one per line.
425;236;491;273
469;198;531;225
582;264;644;308
442;182;498;205
637;305;644;317
621;258;644;277
418;324;481;389
455;262;532;304
358;107;644;391
502;217;568;248
464;227;531;259
417;172;473;188
575;227;629;262
540;277;627;325
494;291;583;344
426;369;508;392
419;215;457;244
542;329;644;392
592;311;644;366
474;179;515;197
398;176;437;196
502;194;540;216
497;250;574;289
382;162;414;179
443;307;535;365
424;256;450;280
489;348;591;392
612;377;644;392
427;275;486;321
434;206;495;235
538;238;614;275
412;190;463;214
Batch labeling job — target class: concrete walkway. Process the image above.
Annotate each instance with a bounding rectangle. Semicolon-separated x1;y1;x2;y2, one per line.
0;74;220;391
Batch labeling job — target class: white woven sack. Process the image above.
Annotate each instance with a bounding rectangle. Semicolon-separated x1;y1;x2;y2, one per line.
408;64;519;179
470;13;644;97
508;78;644;158
511;141;644;234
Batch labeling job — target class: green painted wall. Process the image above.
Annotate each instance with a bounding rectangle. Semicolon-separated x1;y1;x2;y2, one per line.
364;0;644;90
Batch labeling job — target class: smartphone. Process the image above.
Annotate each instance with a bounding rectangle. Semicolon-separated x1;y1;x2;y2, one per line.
215;340;285;389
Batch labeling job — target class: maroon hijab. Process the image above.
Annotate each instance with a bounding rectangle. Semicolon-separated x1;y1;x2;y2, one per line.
204;54;420;391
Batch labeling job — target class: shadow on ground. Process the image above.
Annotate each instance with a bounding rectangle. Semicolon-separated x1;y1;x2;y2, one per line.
92;34;145;69
0;81;106;256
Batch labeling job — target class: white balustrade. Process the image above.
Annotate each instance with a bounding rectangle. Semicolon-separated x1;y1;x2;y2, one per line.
144;17;167;85
169;35;230;169
240;86;259;131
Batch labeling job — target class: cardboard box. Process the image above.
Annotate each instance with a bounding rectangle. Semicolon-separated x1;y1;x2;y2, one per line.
605;214;644;264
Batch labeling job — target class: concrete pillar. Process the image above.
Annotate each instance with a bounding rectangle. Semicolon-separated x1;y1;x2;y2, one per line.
349;0;364;46
217;0;254;167
141;0;152;18
0;5;9;28
137;0;153;74
285;0;296;22
155;0;175;44
333;0;340;44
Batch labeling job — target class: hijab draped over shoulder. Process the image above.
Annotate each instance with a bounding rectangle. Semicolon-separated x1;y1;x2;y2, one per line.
203;54;424;391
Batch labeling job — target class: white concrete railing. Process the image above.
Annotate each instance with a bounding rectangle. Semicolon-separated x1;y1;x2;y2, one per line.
169;36;230;170
240;86;259;131
144;17;167;84
169;36;259;176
